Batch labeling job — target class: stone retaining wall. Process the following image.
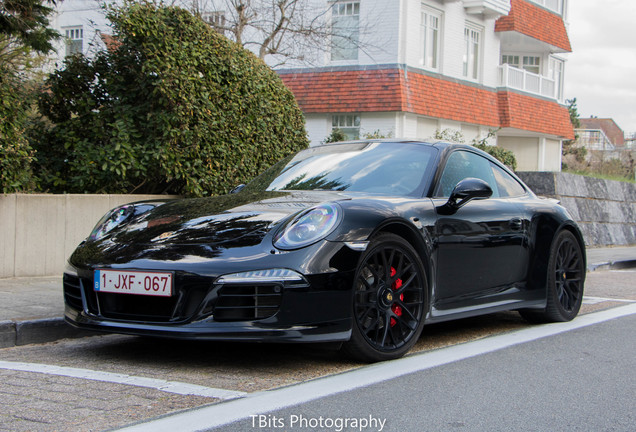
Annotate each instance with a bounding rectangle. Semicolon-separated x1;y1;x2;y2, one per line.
517;172;636;247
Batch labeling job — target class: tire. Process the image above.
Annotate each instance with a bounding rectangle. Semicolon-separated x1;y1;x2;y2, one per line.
342;233;427;362
520;230;585;323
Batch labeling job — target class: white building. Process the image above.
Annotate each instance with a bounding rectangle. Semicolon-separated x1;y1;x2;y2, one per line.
47;0;110;70
49;0;574;171
278;0;574;171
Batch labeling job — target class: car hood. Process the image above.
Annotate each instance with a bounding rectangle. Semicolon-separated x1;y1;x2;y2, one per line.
104;190;347;247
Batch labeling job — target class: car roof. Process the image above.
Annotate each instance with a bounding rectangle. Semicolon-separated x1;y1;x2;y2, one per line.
318;138;476;152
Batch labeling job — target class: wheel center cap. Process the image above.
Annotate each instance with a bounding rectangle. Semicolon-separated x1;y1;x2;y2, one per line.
378;287;393;308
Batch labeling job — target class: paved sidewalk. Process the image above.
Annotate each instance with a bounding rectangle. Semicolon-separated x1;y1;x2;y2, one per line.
1;246;635;349
0;276;92;348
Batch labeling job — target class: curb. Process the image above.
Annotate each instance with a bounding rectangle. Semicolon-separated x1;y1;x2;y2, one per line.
0;317;93;349
588;259;636;272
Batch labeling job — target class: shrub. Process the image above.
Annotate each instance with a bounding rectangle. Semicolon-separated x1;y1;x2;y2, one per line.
34;2;308;196
473;142;517;171
433;128;518;171
322;128;348;144
0;67;36;192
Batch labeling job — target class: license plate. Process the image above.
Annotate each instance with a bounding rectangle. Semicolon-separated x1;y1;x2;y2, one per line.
94;269;173;297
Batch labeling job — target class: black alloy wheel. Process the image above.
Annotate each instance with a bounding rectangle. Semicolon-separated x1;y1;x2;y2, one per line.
521;230;585;323
343;233;427;362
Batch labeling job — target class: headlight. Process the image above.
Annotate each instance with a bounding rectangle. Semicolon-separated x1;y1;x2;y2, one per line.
89;205;135;241
217;269;305;284
273;203;341;250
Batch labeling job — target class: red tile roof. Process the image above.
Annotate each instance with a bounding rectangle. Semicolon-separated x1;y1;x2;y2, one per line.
280;69;405;112
280;68;574;139
99;33;121;52
495;0;572;52
498;91;574;139
403;72;500;127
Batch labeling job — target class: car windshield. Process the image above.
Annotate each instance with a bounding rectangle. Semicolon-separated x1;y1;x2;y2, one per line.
246;142;437;197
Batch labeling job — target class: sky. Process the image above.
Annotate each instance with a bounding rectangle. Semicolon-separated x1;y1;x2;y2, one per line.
564;0;636;136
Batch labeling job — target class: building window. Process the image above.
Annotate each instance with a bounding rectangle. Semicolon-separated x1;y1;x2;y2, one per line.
64;26;83;56
522;56;540;74
548;56;565;100
331;2;360;61
202;11;226;35
332;114;360;140
462;25;481;80
420;8;441;70
501;54;519;68
502;55;541;74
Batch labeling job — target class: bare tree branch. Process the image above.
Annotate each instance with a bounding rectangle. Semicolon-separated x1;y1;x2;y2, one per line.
172;0;387;66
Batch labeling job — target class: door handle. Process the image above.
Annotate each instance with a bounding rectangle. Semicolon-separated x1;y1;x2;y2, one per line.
509;218;523;231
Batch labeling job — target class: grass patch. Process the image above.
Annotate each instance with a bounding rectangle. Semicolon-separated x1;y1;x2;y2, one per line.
563;169;635;184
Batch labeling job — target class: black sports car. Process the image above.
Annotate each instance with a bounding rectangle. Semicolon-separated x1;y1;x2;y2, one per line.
64;140;586;362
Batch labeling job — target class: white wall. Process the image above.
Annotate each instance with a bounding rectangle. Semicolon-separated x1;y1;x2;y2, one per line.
362;113;399;138
543;138;563;171
417;116;439;139
305;112;399;146
305;114;332;146
400;0;502;88
498;136;540;171
0;194;179;278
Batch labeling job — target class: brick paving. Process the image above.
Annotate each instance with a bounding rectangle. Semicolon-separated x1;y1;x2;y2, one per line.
0;369;215;432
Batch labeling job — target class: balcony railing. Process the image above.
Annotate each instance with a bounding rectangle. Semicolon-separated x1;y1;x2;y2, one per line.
498;64;558;100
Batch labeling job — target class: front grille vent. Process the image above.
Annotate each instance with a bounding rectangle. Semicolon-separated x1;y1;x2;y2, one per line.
63;274;83;311
214;284;283;321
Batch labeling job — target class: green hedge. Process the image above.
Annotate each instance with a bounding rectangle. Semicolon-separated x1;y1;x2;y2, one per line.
34;2;308;196
0;67;36;193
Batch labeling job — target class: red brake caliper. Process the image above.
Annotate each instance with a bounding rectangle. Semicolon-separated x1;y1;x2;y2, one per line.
390;267;404;327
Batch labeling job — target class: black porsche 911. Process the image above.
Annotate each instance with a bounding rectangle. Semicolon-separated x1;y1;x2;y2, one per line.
64;140;586;362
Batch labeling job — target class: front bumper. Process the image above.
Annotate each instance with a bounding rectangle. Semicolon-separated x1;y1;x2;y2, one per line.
63;241;360;343
64;306;351;343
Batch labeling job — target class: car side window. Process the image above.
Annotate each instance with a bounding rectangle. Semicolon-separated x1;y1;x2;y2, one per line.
436;151;499;198
490;162;526;197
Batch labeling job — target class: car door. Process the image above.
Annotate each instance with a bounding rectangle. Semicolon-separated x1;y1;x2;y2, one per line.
432;150;529;310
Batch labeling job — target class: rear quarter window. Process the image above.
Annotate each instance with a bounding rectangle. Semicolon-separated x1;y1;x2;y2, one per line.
490;162;526;197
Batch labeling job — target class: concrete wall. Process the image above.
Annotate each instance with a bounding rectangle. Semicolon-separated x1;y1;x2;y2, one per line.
518;172;636;247
0;194;179;278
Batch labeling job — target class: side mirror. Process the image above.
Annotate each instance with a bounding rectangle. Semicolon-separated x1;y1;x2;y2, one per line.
229;184;246;194
443;178;492;212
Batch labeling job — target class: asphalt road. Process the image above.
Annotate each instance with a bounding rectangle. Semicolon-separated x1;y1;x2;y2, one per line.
212;312;636;432
0;269;634;431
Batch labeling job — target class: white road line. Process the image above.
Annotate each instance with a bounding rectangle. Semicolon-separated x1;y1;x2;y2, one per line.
115;303;636;432
583;296;635;304
0;361;246;400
